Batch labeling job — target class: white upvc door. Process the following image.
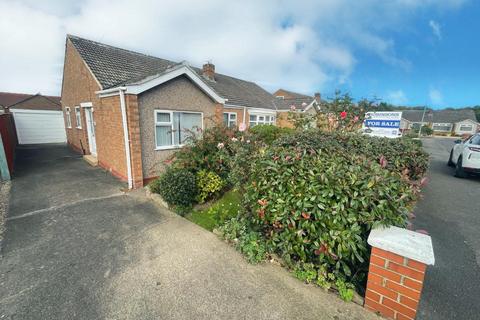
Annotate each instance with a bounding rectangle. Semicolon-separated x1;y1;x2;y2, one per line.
84;107;97;156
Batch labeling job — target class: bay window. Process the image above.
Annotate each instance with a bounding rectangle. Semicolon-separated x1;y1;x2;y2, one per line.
155;110;202;149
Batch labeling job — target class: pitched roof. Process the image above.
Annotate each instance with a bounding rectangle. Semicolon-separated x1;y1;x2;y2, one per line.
0;92;33;107
67;35;276;110
0;92;61;110
401;109;477;124
9;94;61;111
273;89;316;111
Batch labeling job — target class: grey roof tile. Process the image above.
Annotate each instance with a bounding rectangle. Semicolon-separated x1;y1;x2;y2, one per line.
401;109;477;123
68;35;276;110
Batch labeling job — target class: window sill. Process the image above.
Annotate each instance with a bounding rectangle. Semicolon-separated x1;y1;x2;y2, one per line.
76;127;82;130
155;145;184;151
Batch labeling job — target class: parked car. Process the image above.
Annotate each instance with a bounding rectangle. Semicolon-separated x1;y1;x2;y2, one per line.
448;133;480;177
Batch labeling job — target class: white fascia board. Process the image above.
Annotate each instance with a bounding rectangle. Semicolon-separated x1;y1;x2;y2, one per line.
455;118;479;125
11;109;63;114
248;107;277;115
123;66;225;104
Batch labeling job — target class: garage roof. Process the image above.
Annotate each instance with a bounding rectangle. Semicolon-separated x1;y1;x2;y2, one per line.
8;94;61;111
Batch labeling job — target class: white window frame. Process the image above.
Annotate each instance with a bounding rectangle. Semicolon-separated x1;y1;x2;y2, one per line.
223;112;237;128
249;113;276;127
75;106;82;129
458;124;473;132
432;123;452;132
65;107;72;128
154;110;203;150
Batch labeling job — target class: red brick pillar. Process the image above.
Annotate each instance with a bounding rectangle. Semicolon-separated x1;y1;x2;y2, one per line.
364;226;434;320
125;94;144;189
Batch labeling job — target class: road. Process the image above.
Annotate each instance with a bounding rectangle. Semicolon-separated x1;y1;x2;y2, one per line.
415;137;480;320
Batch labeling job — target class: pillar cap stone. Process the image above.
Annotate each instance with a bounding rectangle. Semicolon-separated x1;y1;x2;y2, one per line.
368;226;435;265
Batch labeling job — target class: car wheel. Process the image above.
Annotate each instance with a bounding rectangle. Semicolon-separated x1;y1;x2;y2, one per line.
454;156;467;178
447;149;455;167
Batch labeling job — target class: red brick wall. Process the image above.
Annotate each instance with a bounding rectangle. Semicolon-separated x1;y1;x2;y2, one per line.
365;247;427;320
61;38;101;154
125;94;143;188
0;114;17;174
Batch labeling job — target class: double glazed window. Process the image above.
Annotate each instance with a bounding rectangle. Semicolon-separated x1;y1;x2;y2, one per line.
223;112;237;128
75;106;82;129
65;107;72;128
155;110;202;149
249;114;275;127
432;123;452;132
459;124;473;132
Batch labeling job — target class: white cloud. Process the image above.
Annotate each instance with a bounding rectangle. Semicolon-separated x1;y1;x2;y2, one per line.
0;0;468;96
387;90;408;105
429;20;442;40
429;88;444;105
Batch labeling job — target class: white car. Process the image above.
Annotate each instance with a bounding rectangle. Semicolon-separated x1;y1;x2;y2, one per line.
448;133;480;177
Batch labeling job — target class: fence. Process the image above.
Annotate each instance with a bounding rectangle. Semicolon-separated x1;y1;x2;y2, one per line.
0;113;17;180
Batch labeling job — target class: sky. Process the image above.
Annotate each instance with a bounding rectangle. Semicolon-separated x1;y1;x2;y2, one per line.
0;0;478;109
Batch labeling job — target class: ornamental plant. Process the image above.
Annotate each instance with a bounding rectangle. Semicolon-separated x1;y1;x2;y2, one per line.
154;167;197;212
242;146;420;290
274;130;428;180
196;169;225;203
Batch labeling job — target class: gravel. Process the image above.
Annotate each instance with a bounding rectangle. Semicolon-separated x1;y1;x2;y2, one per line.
0;180;11;255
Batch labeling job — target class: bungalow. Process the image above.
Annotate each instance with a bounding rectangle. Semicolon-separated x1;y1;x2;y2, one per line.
400;109;479;135
61;35;280;188
273;89;321;128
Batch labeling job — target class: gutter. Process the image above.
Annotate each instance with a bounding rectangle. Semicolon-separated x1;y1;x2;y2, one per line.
118;88;133;189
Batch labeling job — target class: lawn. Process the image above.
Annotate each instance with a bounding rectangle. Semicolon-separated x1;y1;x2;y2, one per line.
185;190;241;231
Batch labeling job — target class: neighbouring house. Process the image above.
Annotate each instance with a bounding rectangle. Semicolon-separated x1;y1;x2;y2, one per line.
0;92;66;144
273;89;321;128
400;109;479;135
61;35;283;188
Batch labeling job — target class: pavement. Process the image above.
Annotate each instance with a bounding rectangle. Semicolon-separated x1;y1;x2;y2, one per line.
415;137;480;320
0;145;376;320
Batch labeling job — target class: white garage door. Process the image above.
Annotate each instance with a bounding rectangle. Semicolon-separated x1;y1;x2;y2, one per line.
12;109;67;144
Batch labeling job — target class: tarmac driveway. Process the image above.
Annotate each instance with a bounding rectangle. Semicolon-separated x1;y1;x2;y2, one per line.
0;145;375;320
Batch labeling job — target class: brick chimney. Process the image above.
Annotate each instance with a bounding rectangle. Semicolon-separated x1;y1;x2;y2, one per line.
202;62;215;81
314;92;321;103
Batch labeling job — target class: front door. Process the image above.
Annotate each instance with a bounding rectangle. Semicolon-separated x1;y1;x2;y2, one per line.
84;107;97;156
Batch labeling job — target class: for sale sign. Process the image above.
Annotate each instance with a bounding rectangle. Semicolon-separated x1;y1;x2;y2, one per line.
362;112;402;138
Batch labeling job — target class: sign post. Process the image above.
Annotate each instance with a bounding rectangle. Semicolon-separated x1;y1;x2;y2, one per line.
362;111;403;138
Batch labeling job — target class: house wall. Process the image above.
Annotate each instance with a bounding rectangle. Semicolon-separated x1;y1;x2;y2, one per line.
223;107;247;127
137;76;219;180
273;89;295;99
61;38;101;154
276;111;294;128
61;38;135;186
453;120;478;135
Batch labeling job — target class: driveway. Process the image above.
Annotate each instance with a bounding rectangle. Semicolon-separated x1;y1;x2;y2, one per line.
415;138;480;320
0;145;375;320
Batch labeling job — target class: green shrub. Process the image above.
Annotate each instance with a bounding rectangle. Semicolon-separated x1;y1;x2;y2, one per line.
196;170;225;203
148;178;162;194
420;125;433;136
243;146;419;289
249;124;294;144
219;217;268;264
274;131;428;180
155;168;197;210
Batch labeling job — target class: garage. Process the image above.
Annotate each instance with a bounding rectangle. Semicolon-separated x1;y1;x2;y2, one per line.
3;93;67;145
12;109;66;144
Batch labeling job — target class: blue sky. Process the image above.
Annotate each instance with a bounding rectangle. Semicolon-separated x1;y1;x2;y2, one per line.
329;1;479;108
0;0;478;109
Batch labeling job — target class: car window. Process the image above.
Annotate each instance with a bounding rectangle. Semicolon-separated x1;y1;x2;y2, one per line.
470;135;480;145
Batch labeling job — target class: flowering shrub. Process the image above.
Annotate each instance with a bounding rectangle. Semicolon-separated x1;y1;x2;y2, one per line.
274;131;428;180
242;146;421;291
196;169;225;203
249;124;294;145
